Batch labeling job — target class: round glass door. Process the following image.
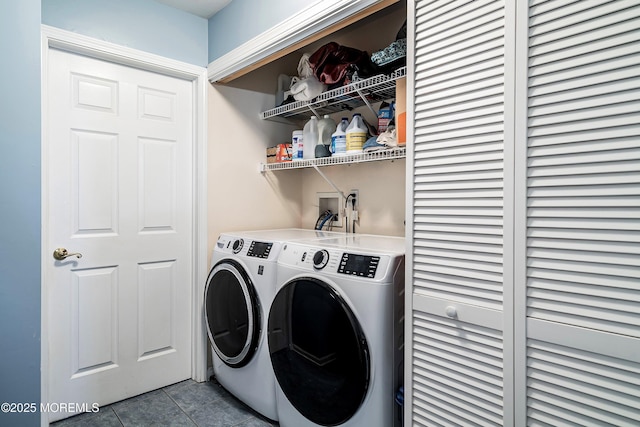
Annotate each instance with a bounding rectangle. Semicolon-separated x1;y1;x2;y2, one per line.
204;260;261;367
268;277;370;426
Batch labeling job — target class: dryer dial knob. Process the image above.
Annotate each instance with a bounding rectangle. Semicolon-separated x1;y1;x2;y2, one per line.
313;250;329;269
232;239;244;254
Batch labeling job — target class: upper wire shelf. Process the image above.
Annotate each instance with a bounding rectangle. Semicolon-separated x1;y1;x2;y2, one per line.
260;66;406;121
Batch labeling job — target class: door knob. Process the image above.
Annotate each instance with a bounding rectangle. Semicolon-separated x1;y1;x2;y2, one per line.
445;306;458;318
53;248;82;260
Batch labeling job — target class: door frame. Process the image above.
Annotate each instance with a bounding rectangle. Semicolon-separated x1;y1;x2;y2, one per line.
40;25;208;425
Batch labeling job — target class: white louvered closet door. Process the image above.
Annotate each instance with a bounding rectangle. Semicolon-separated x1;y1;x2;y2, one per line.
519;0;640;425
408;0;640;426
408;0;512;425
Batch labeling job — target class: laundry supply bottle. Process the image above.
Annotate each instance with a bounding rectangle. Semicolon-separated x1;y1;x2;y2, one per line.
331;117;349;156
292;130;303;161
302;116;319;160
377;101;394;134
346;113;368;154
315;115;335;158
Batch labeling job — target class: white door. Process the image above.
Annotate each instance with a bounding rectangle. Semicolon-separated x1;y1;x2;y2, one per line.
520;1;640;424
407;1;640;426
46;48;193;421
407;0;510;425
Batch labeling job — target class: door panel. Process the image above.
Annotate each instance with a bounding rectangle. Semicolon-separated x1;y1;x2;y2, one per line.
72;267;118;375
139;139;177;231
47;48;193;421
73;130;119;234
523;1;640;424
409;0;508;425
138;260;177;359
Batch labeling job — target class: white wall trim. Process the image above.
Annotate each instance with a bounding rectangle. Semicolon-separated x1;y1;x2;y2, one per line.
43;25;205;79
40;25;208;426
207;0;386;82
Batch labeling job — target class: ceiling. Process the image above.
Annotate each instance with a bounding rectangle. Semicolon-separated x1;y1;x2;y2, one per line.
153;0;233;18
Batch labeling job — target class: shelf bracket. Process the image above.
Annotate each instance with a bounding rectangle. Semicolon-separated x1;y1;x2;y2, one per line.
312;164;347;201
355;88;378;117
307;103;321;119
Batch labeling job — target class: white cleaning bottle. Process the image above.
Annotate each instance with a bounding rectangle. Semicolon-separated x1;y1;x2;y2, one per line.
331;117;349;156
302;116;319;160
315;115;336;158
317;115;336;147
346;113;367;154
292;130;303;161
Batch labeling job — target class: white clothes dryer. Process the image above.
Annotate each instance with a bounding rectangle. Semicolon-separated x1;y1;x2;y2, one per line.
204;228;340;421
269;234;405;427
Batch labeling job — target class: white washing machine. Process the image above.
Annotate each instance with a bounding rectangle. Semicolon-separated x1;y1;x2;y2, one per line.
269;234;405;427
204;228;340;421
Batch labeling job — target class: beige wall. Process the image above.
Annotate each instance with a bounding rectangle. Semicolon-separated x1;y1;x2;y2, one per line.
299;160;406;236
207;82;406;263
207;83;303;261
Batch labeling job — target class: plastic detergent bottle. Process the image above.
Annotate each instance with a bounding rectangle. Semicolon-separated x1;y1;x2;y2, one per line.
315;115;335;158
302;116;319;160
317;115;336;146
346;113;367;154
377;101;394;134
331;117;349;156
292;130;303;161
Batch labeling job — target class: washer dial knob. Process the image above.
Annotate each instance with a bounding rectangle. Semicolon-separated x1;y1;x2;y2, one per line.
232;239;244;254
313;250;330;269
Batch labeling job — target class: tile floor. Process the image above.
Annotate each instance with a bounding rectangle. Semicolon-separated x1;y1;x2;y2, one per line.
51;379;279;427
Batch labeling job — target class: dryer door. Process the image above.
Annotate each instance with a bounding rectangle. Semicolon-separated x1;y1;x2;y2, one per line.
268;277;370;426
204;259;261;367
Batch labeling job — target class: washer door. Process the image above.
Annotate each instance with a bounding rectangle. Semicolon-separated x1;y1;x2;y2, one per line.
268;277;370;426
204;259;261;368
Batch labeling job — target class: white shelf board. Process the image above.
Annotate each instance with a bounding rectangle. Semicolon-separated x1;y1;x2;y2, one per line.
261;67;406;121
261;147;406;172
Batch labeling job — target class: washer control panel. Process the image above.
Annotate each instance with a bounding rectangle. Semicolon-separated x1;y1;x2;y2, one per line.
338;253;380;278
247;240;273;259
280;243;394;281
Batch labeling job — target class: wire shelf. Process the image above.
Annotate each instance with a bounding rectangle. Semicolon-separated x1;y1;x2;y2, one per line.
261;147;406;172
260;66;406;121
